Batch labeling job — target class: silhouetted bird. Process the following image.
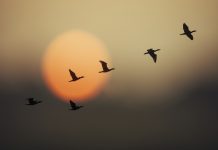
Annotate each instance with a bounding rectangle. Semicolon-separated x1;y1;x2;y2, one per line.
99;60;115;73
180;23;196;40
69;100;83;110
26;98;42;105
144;48;160;63
68;69;84;82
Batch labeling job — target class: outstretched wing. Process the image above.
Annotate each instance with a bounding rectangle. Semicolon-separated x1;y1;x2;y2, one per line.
70;100;76;108
154;49;160;52
149;53;157;63
183;23;190;32
69;69;78;79
99;60;109;71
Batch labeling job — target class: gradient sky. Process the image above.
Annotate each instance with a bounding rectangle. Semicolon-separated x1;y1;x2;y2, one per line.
1;0;218;150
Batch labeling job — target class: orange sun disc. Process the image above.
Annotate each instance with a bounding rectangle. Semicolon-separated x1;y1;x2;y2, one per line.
42;30;111;102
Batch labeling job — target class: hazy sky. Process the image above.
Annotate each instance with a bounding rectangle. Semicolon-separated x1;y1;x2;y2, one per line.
1;0;218;150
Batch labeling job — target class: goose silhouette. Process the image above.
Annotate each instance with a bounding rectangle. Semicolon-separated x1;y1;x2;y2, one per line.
68;69;84;82
99;60;115;73
26;98;42;105
144;48;160;63
180;23;196;40
69;100;83;110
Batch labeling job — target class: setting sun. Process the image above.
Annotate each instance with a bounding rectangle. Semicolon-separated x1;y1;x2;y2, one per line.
42;30;111;102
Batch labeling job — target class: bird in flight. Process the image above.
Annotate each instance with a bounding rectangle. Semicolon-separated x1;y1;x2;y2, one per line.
69;100;83;110
26;98;42;105
68;69;84;82
99;60;115;73
180;23;196;40
144;48;160;63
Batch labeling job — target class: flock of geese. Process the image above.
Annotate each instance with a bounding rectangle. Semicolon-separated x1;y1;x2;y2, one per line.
26;23;196;110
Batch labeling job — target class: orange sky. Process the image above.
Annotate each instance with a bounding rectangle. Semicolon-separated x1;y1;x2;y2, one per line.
1;0;218;104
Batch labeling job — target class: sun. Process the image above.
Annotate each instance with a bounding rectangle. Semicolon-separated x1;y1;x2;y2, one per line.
42;30;111;102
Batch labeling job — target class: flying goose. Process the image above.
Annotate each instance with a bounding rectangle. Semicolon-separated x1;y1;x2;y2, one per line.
180;23;196;40
26;98;42;105
69;100;83;110
99;60;115;73
68;69;84;82
144;48;160;63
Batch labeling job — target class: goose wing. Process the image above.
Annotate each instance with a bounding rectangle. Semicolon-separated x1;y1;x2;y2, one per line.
154;49;160;52
70;100;76;108
69;69;78;79
183;23;190;32
99;60;109;71
149;52;157;63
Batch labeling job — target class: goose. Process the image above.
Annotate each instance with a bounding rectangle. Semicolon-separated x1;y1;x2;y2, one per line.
68;69;84;82
99;60;115;73
180;23;196;40
69;100;83;110
144;48;160;63
26;98;42;105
